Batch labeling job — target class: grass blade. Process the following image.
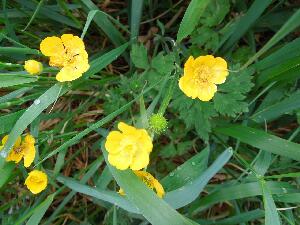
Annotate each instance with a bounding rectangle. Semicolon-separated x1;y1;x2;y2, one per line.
215;125;300;161
164;148;233;209
130;0;143;41
0;74;38;88
261;180;281;225
221;0;272;52
57;175;139;214
176;0;210;43
243;8;300;68
25;194;55;225
1;83;67;157
251;91;300;123
101;143;197;225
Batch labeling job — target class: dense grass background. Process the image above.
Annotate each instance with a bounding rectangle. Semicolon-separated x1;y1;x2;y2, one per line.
1;0;300;224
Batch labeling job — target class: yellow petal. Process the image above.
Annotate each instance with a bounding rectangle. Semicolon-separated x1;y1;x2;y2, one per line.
138;130;153;153
211;57;229;84
179;75;199;99
6;149;23;164
184;56;195;77
61;34;85;55
105;131;123;154
56;66;82;82
197;83;217;101
23;145;36;168
25;170;48;194
108;152;132;170
1;135;9;145
153;179;165;198
72;52;90;73
40;36;64;57
118;122;137;134
194;55;214;68
130;150;150;170
49;55;65;68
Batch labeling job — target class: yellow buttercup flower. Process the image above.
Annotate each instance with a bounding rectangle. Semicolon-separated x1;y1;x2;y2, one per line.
118;171;165;198
40;34;90;82
24;60;43;75
179;55;229;101
105;122;153;170
25;170;48;194
2;134;36;168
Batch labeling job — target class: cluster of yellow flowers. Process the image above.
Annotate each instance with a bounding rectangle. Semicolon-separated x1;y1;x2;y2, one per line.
0;134;47;194
22;33;229;197
104;55;229;197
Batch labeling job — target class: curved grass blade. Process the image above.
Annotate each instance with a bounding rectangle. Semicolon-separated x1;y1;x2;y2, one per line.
161;146;209;192
0;47;40;55
221;0;272;52
164;148;233;209
0;74;37;88
1;83;67;157
0;160;15;188
0;87;32;104
251;91;300;123
130;0;144;41
101;145;197;225
25;193;55;225
243;8;300;68
176;0;210;43
84;43;129;78
195;181;297;211
215;125;300;161
22;0;45;31
56;175;139;214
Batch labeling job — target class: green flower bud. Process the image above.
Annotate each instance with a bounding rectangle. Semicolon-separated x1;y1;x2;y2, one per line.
149;113;168;135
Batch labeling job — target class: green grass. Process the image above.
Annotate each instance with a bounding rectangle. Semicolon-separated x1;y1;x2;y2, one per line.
1;0;300;224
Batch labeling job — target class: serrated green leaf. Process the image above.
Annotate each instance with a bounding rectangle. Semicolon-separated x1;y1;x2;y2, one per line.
172;92;216;140
213;67;254;117
130;44;149;69
191;27;219;51
151;52;175;75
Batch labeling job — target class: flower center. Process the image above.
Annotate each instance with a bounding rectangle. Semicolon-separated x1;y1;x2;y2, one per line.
29;176;43;184
13;146;24;154
193;65;211;84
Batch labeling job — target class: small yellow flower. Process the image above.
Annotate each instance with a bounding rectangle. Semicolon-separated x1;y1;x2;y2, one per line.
118;171;165;198
2;134;36;168
25;170;48;194
40;34;90;82
179;55;229;101
24;60;43;75
105;122;153;170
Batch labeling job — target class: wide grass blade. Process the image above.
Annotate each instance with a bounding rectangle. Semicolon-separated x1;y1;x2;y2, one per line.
261;180;281;225
0;74;38;88
176;0;210;43
251;92;300;123
1;83;67;157
101;145;197;225
57;175;139;214
195;181;297;211
25;194;55;225
130;0;143;41
164;148;233;209
79;0;126;46
161;146;209;192
215;125;300;161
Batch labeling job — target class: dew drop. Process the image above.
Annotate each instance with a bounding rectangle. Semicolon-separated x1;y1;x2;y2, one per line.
0;151;7;158
177;166;182;171
34;99;41;105
191;162;196;166
268;138;272;141
282;188;287;193
169;172;174;177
